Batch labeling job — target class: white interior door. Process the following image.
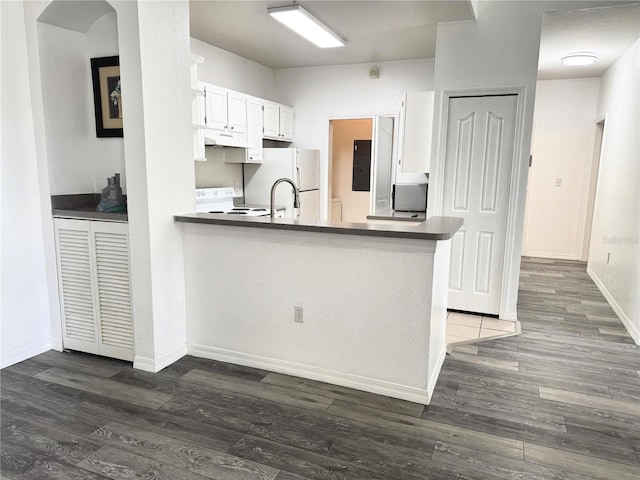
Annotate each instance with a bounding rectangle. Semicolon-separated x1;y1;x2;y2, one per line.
443;95;517;315
370;116;394;214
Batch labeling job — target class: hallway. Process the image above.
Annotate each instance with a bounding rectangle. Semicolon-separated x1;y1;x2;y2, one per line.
1;257;639;479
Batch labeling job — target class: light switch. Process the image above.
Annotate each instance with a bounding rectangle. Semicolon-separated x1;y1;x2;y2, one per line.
555;178;562;187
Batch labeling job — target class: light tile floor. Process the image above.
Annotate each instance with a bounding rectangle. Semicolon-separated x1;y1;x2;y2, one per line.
446;311;520;345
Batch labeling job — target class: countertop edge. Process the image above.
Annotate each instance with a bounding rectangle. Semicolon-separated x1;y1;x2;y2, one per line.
174;213;462;241
53;209;128;222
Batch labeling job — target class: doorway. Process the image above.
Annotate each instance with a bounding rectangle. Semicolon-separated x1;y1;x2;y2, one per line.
328;117;395;223
582;119;605;260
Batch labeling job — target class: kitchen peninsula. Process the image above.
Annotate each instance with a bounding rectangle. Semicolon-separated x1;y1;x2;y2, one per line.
175;214;462;404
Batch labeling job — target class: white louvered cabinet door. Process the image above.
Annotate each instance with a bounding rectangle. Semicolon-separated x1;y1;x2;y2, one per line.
91;221;134;361
55;219;99;354
54;219;134;361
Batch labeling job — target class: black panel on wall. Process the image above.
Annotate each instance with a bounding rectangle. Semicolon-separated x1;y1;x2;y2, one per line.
352;140;372;192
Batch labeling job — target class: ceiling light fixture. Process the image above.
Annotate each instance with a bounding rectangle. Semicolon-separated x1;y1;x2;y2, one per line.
560;52;598;66
267;4;345;48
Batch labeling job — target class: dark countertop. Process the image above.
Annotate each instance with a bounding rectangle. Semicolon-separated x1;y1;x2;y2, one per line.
367;209;427;222
174;213;462;241
51;193;128;222
52;207;128;222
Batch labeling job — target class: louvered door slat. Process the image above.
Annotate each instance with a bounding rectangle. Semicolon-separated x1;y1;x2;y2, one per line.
55;220;98;351
93;225;134;359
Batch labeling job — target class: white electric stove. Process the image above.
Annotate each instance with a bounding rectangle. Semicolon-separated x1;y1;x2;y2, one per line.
195;187;283;217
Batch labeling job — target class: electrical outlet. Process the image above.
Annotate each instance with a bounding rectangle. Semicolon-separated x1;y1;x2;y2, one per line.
294;305;304;323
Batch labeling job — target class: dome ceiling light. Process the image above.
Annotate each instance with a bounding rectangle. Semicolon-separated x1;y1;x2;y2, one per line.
560;52;599;66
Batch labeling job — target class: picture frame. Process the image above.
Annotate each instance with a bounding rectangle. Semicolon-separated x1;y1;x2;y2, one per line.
90;55;123;137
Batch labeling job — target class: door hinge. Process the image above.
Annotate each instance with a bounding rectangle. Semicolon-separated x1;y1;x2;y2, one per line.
529;154;533;167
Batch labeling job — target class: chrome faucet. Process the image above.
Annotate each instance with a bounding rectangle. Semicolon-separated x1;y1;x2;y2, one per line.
270;178;300;218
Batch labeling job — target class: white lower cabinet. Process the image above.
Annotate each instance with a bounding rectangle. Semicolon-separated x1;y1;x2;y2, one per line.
54;218;134;361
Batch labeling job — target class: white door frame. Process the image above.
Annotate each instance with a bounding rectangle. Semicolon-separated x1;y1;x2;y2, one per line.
429;86;530;321
326;112;400;220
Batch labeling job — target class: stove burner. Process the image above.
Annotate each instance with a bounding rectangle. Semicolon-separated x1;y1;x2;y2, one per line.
231;208;250;211
226;211;247;215
208;211;225;214
252;208;267;212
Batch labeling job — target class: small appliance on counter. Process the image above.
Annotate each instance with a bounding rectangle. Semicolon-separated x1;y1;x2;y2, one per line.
195;187;284;218
392;183;427;213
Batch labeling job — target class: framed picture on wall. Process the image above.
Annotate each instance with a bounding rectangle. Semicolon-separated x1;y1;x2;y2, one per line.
90;55;123;137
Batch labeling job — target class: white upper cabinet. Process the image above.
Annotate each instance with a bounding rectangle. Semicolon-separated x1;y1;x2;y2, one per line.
279;105;294;141
196;81;295;152
204;84;248;147
398;91;434;174
263;101;294;141
225;96;264;164
226;91;247;134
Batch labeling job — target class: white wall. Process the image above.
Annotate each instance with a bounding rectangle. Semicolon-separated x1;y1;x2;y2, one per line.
190;37;275;100
1;0;56;367
523;78;600;260
86;12;126;194
112;0;195;371
38;10;125;195
275;58;434;219
37;22;96;195
588;39;639;344
331;119;372;223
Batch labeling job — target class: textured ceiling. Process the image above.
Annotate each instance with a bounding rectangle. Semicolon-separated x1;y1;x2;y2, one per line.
190;1;639;79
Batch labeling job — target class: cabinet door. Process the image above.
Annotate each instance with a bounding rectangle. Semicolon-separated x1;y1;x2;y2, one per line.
91;221;134;362
263;101;280;139
55;218;99;355
226;91;247;134
400;91;434;174
246;97;263;150
55;219;134;362
205;84;227;131
279;106;294;141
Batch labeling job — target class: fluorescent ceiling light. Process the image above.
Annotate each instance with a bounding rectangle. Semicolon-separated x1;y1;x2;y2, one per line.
268;4;345;48
560;52;598;66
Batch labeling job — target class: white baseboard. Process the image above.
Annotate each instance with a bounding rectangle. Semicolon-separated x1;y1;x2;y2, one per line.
188;343;431;404
587;267;639;345
134;344;187;373
426;344;447;403
52;338;63;352
1;339;52;369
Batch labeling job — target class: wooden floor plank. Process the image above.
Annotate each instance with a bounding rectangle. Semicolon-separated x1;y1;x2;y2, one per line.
182;369;334;412
524;443;640;480
34;367;173;409
261;372;425;417
77;445;212;480
89;421;280;480
539;386;640;416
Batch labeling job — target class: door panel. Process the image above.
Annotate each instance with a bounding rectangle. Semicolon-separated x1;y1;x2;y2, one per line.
449;230;466;292
443;95;517;315
370;116;394;214
453;113;475;211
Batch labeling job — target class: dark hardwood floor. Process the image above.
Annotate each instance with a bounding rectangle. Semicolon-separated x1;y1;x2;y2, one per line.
2;257;639;479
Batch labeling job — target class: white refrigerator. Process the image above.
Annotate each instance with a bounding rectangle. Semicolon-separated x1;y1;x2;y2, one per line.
243;148;320;221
